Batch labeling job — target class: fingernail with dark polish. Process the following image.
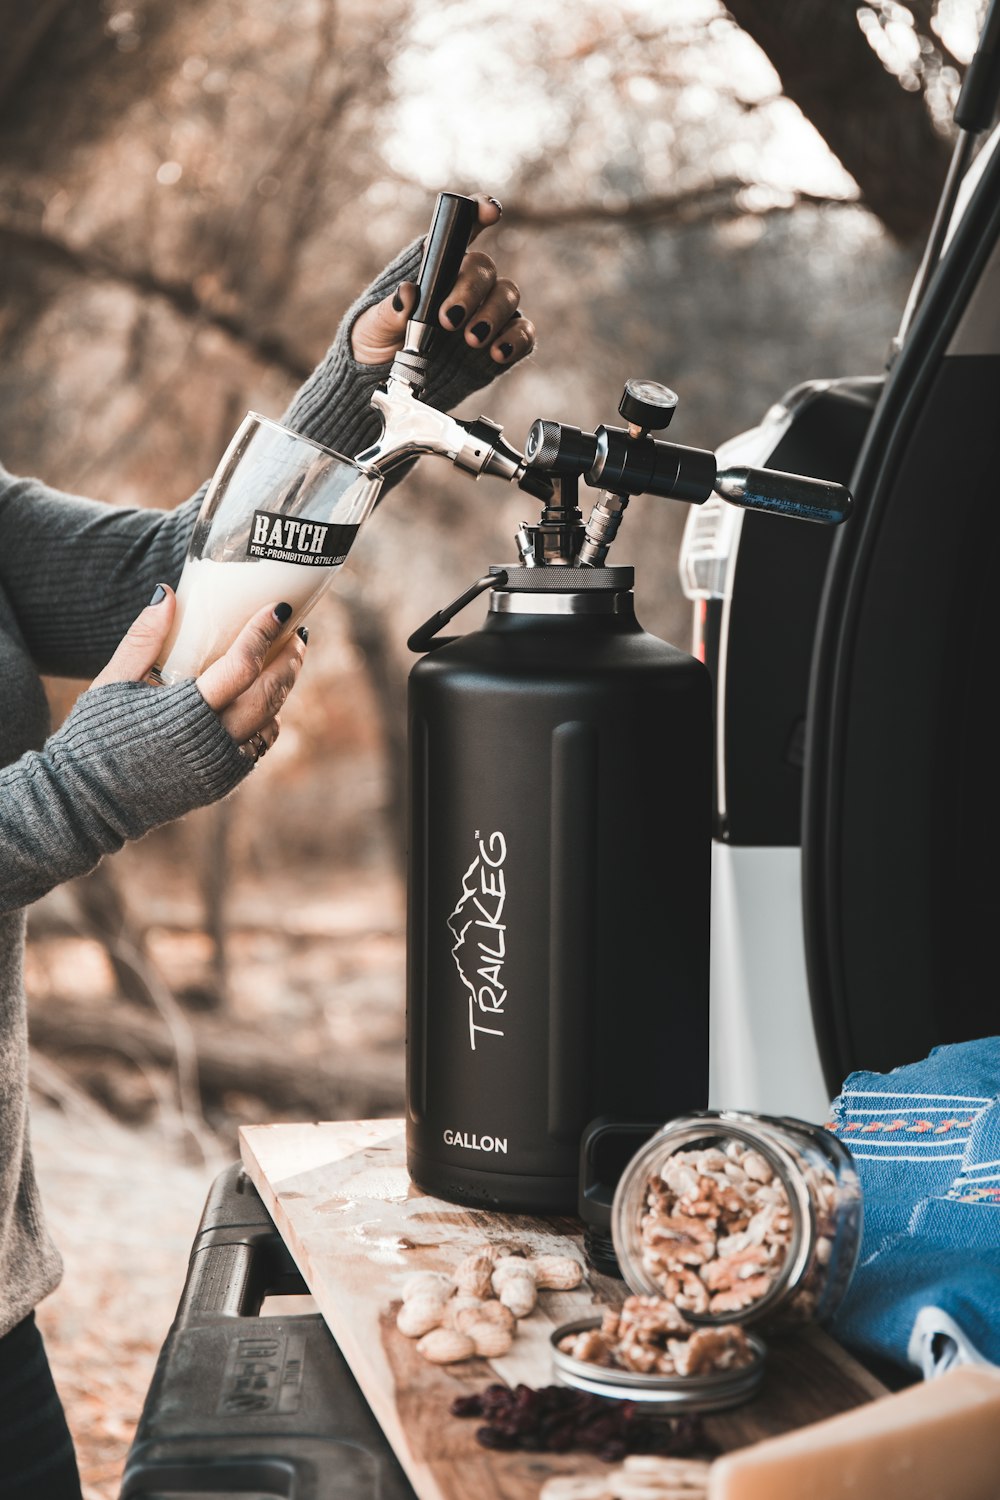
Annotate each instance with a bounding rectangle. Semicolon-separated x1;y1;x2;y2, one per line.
487;196;503;214
148;584;167;606
471;320;490;342
499;341;514;360
297;625;310;644
445;304;464;327
392;284;405;313
274;602;293;624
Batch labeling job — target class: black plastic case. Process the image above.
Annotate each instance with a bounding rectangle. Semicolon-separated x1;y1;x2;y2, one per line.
120;1163;414;1500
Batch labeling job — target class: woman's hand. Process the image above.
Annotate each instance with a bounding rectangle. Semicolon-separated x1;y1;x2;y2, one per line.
91;585;307;764
350;193;536;370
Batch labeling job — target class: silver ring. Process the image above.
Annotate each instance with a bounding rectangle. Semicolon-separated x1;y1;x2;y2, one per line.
238;731;269;765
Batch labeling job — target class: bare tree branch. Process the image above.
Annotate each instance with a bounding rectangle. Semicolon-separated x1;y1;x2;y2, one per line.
722;0;955;242
0;220;313;380
0;0;77;106
905;0;967;73
29;991;404;1120
499;180;853;230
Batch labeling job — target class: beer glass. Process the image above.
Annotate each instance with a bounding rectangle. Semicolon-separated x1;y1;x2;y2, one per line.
151;413;380;686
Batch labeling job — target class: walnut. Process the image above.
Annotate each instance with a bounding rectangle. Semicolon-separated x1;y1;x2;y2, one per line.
611;1296;694;1375
562;1327;615;1365
709;1277;773;1314
742;1150;773;1183
562;1295;753;1385
658;1269;711;1316
660;1157;701;1197
700;1244;771;1291
616;1338;660;1374
673;1325;753;1376
641;1211;716;1267
619;1294;691;1336
636;1140;795;1316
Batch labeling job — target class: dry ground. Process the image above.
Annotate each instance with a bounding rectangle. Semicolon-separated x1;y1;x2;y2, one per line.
27;863;407;1499
32;1097;223;1500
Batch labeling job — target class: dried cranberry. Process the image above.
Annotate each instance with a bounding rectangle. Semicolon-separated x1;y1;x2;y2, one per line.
545;1425;577;1453
450;1394;484;1418
519;1433;546;1452
482;1387;512;1412
476;1426;518;1451
455;1382;708;1462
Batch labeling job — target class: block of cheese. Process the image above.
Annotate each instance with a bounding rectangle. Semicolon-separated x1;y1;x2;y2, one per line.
708;1366;1000;1500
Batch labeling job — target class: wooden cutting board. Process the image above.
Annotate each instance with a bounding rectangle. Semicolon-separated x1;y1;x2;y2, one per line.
239;1119;887;1500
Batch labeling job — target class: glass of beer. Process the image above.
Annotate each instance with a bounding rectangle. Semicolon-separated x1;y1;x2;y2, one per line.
150;413;381;686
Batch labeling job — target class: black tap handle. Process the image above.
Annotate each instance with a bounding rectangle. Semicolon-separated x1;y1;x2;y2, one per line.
715;465;853;525
412;192;479;327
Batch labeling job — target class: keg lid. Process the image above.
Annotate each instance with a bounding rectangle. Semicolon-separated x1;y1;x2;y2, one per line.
490;564;634;591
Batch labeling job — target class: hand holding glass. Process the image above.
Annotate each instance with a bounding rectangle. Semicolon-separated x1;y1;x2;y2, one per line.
151;413;380;686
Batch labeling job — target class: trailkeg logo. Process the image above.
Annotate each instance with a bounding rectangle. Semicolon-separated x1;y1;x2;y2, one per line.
247;509;359;567
447;830;507;1051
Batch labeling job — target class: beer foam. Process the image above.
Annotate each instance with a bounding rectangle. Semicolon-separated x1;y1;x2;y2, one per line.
155;555;338;684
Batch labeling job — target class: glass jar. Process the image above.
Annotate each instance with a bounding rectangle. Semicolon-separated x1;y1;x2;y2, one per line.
610;1110;863;1329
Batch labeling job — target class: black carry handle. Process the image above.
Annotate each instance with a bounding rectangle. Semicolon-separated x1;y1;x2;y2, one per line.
407;571;506;653
121;1164;418;1500
715;465;854;525
174;1162;308;1327
412;192;479;327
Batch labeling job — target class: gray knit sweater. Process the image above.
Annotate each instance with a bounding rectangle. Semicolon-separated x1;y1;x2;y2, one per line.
0;240;504;1338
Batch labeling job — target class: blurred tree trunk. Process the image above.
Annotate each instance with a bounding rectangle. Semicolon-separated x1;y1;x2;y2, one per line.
199;803;232;1010
68;863;155;1009
0;0;193;147
337;574;409;873
724;0;955;242
0;0;77;105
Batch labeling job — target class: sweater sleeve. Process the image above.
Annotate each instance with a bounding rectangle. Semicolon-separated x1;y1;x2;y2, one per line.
0;238;508;679
0;676;250;914
280;238;506;455
0;466;204;680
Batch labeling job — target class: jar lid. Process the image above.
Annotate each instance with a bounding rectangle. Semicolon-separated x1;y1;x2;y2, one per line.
550;1317;766;1414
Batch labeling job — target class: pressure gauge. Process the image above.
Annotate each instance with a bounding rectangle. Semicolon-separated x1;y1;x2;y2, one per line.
619;379;679;431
